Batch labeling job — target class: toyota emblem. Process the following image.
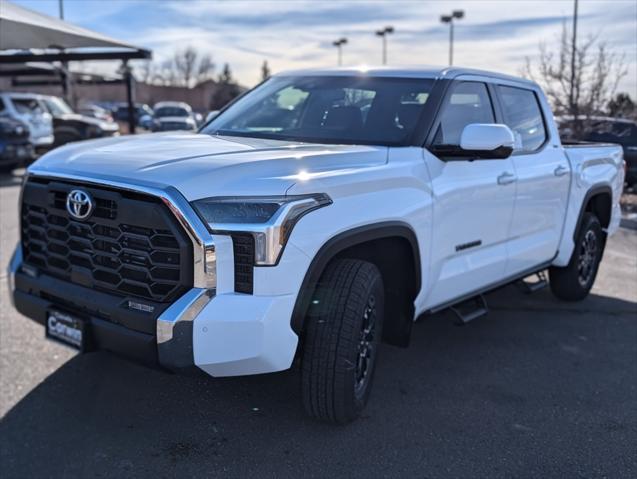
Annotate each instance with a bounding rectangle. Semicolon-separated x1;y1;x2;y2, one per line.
66;190;94;220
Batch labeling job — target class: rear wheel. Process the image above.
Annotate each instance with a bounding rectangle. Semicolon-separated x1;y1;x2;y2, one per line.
549;213;604;301
301;259;384;424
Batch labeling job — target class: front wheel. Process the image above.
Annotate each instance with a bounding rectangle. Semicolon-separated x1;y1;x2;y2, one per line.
301;259;384;424
549;212;604;301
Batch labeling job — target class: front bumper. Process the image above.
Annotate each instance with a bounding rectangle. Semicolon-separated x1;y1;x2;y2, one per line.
8;244;299;376
9;245;169;367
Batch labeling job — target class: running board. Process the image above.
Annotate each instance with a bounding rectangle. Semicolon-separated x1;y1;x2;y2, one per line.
449;294;488;325
516;271;548;294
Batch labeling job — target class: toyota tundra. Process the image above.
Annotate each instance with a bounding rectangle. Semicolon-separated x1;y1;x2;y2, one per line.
8;67;624;423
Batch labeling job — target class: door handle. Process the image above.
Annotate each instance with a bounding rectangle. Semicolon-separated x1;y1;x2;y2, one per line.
497;172;517;185
554;165;569;177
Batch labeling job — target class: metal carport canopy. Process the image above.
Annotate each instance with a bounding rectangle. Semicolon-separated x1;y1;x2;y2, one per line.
0;1;145;52
0;1;151;133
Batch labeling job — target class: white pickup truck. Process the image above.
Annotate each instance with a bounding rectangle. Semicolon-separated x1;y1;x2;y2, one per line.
8;67;624;423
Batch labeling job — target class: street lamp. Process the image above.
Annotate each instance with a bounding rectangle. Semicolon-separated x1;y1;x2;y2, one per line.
375;26;394;65
333;38;348;66
440;10;464;66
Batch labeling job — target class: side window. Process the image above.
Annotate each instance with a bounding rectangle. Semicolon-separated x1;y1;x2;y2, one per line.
433;82;495;146
497;86;547;152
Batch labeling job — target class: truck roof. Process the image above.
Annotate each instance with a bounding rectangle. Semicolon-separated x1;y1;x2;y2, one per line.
276;65;537;86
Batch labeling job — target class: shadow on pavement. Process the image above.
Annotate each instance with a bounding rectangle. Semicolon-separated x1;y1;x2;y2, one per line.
1;287;636;478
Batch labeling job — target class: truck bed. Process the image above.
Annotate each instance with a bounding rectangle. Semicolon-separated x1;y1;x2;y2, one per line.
561;142;624;242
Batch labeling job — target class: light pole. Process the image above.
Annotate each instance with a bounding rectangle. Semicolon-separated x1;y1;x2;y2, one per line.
375;26;394;65
333;38;348;66
569;0;579;118
440;10;464;66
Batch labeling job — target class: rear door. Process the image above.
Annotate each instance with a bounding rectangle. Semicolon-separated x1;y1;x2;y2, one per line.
423;80;517;309
494;84;570;275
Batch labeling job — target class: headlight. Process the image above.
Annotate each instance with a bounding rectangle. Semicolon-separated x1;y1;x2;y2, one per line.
192;194;332;265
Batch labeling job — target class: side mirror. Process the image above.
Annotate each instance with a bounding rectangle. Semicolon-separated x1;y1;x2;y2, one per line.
459;123;515;159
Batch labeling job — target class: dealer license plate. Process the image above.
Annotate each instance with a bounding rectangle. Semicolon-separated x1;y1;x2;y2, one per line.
46;310;84;349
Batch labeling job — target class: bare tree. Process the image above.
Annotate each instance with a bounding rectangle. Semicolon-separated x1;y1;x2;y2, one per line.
174;46;198;87
210;63;242;109
138;60;154;84
524;22;627;139
144;47;216;87
261;60;271;81
198;53;215;83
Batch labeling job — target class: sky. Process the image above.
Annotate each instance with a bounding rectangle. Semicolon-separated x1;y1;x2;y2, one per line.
7;0;637;95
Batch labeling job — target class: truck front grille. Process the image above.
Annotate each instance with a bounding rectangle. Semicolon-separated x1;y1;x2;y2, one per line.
21;178;193;303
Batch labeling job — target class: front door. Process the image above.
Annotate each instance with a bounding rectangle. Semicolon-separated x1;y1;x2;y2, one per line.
423;81;517;309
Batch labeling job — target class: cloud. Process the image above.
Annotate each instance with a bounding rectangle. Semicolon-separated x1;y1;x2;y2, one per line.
9;0;636;95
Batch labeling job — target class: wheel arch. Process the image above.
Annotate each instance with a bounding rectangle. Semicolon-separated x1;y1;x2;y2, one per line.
291;221;421;347
573;185;613;241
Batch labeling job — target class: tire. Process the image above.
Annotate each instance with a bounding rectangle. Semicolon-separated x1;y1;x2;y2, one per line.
549;212;604;301
301;259;384;424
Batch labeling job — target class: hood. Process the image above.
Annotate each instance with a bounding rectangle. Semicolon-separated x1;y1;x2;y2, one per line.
29;133;388;200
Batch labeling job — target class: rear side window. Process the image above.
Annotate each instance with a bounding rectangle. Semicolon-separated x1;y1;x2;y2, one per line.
433;82;495;146
497;86;547;152
0;98;5;111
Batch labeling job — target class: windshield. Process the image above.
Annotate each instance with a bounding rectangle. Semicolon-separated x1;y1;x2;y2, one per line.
155;107;189;118
44;97;74;116
202;76;434;146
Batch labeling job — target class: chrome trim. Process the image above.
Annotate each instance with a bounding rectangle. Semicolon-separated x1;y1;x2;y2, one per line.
7;244;22;308
157;287;214;372
26;168;215;289
157;288;213;344
199;194;332;265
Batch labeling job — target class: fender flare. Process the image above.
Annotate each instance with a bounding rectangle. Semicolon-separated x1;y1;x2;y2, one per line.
572;184;613;241
290;221;421;335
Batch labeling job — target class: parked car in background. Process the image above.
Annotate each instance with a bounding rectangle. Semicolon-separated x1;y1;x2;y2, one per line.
77;104;114;123
113;103;154;130
0;92;53;149
557;116;637;188
151;101;197;132
0;116;33;172
39;95;119;147
585;118;636;187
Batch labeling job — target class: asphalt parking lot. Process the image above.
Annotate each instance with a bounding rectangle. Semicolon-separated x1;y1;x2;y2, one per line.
1;170;636;478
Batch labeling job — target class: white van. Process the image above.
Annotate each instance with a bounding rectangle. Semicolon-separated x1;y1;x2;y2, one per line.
0;92;54;148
